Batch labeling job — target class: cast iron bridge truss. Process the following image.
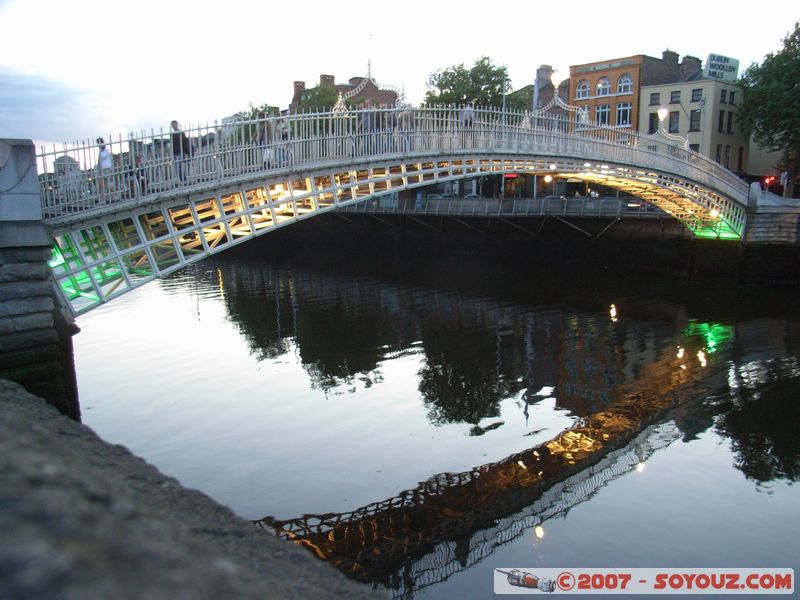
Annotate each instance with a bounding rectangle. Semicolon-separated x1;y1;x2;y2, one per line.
38;103;750;314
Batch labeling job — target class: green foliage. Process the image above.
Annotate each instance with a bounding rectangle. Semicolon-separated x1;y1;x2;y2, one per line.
506;85;533;111
297;84;339;112
737;21;800;194
424;56;511;107
240;102;279;120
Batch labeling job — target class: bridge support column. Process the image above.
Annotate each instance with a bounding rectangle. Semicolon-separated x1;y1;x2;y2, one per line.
0;139;79;418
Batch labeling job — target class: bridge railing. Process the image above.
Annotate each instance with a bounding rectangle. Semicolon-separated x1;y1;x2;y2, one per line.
339;195;668;220
36;105;748;221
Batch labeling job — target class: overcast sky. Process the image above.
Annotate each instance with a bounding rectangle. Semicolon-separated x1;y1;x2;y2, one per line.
0;0;796;146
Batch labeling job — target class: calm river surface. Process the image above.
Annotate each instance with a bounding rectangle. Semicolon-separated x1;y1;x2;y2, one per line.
73;241;800;599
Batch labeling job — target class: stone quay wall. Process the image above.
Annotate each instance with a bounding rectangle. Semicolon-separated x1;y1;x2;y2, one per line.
0;379;379;600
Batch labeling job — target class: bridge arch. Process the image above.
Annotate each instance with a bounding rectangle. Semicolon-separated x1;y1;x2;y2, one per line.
40;105;750;314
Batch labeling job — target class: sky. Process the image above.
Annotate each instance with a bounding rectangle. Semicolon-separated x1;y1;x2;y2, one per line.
0;0;797;146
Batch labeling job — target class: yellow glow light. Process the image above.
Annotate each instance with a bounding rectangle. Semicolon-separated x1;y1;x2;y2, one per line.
697;350;707;367
710;209;720;219
534;525;545;540
518;461;527;470
609;304;618;321
677;347;685;359
549;164;557;170
636;462;646;473
544;175;553;183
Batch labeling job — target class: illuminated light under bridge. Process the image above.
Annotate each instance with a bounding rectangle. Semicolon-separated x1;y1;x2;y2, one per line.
38;102;750;315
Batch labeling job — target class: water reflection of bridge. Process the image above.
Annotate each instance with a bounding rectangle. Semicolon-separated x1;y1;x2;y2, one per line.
255;330;722;597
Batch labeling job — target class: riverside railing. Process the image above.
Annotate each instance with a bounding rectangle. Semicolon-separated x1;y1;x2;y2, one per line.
338;195;669;220
36;105;749;221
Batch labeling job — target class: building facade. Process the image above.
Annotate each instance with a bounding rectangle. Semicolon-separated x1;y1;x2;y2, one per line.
638;78;749;173
290;74;398;112
568;50;699;131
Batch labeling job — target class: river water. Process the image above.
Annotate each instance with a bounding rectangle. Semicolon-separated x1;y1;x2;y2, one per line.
73;238;800;598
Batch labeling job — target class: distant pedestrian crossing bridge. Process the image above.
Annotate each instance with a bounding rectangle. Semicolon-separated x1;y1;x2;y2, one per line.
37;102;751;314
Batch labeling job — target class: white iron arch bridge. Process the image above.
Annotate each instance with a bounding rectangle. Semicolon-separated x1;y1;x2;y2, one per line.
38;102;750;315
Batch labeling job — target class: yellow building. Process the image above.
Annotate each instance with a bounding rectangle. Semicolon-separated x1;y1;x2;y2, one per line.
638;78;749;173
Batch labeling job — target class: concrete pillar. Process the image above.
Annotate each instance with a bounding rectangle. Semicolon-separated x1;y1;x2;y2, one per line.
0;139;79;418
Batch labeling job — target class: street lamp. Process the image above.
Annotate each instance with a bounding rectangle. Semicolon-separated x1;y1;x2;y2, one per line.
544;174;555;197
550;70;560;99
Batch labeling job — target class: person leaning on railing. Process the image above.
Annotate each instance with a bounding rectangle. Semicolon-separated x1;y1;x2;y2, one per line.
95;137;112;204
170;120;191;182
251;111;275;168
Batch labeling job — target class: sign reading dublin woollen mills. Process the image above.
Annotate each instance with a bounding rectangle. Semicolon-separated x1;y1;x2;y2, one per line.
704;54;740;82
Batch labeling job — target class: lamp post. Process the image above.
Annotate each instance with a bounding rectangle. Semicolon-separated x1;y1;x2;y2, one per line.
657;107;669;129
550;70;559;100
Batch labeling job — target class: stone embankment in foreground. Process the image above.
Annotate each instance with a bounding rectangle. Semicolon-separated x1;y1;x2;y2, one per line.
0;379;379;599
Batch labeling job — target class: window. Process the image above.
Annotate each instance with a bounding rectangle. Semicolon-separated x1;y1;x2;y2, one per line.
670;91;681;104
616;102;632;126
649;92;660;106
726;111;734;134
691;88;703;102
648;112;659;134
716;144;722;163
617;74;633;94
718;110;725;133
689;143;700;153
720;89;727;103
728;91;736;105
724;145;731;169
737;147;744;171
596;77;611;96
689;109;701;131
668;111;679;133
596;104;610;125
576;80;589;99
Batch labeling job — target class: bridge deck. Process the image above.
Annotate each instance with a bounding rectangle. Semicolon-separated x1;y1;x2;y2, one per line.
37;105;751;315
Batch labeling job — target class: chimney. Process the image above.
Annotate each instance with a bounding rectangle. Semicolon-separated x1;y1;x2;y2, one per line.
680;55;702;80
662;49;679;64
320;74;335;87
536;64;554;89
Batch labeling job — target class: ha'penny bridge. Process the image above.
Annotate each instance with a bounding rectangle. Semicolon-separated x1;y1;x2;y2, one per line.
31;100;757;316
254;332;722;597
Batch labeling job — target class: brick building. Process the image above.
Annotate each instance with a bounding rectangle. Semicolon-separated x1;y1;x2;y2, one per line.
290;74;398;112
568;50;701;130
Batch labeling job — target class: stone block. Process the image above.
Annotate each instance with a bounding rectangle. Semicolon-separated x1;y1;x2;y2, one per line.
0;329;59;351
0;280;52;301
0;262;50;282
0;297;53;318
0;246;53;263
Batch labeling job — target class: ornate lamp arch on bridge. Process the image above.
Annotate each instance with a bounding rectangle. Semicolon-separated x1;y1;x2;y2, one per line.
527;93;590;126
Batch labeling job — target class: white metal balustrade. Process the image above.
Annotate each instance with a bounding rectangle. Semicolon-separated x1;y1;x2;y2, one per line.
37;105;749;228
39;105;751;315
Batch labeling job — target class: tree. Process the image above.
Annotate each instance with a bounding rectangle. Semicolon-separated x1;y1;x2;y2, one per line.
296;84;339;112
424;56;511;107
737;21;800;198
239;102;279;120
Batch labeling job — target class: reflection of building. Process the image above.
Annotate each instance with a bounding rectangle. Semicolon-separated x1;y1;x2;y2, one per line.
290;73;399;112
